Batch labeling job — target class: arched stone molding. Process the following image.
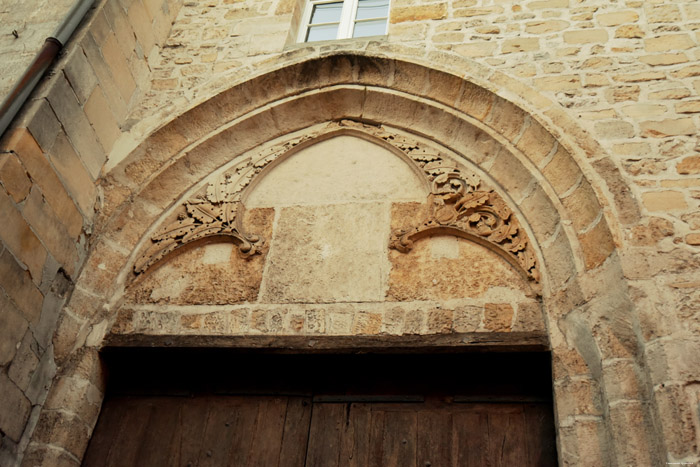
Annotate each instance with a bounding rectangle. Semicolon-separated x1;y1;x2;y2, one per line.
26;55;662;467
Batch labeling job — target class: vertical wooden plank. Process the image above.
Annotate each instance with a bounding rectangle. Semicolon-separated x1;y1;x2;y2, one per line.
524;404;558;467
485;405;527;467
367;406;385;467
176;396;212;467
133;397;183;467
306;403;345;467
339;403;371;467
453;410;488;467
104;399;155;467
416;409;452;467
198;396;257;467
82;397;127;466
380;409;417;467
247;396;289;466
278;397;313;467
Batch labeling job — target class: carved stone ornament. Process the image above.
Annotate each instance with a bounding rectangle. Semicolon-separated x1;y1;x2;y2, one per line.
387;149;540;284
133;164;266;274
134;120;540;284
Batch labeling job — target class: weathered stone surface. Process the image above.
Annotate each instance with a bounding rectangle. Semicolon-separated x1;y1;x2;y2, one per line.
246;135;427;208
129;208;273;305
388;234;531;301
0;372;31;442
0;152;31;203
677;156;700;174
262;202;388;303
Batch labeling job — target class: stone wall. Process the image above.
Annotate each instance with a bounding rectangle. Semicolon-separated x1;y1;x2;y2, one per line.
0;0;181;464
0;0;75;103
0;0;698;465
114;1;700;463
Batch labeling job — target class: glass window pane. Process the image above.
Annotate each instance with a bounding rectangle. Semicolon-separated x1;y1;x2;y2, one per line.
356;0;389;20
310;2;343;24
307;23;340;41
352;19;387;37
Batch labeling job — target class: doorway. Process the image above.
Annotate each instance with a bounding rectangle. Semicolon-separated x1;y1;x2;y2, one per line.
83;350;557;466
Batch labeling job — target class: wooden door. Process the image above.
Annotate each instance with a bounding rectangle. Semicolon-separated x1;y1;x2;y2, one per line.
305;399;556;467
83;351;558;466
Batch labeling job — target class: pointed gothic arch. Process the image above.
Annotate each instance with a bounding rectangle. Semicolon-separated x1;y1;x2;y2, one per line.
31;53;662;466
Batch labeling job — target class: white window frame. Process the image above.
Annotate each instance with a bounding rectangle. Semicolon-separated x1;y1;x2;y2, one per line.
297;0;390;43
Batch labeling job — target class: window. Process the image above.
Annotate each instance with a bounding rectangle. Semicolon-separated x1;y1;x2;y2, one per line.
299;0;390;43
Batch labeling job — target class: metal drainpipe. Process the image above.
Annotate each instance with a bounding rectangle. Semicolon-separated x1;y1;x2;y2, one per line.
0;0;97;139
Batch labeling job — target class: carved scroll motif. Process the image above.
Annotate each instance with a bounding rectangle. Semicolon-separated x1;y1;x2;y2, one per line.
134;166;264;274
386;137;540;283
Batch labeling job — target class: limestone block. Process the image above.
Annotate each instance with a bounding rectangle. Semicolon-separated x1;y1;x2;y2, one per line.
677;156;700;174
501;38;539;53
103;0;138;59
0;153;31;203
602;359;642;402
555;377;602;418
654;384;698;457
3;130;83;246
454;81;495;121
0;372;30;442
128;208;273;305
542;145;582;196
46;75;105;179
527;0;568;9
608;402;657;465
640;118;696;137
22;188;80;277
387;235;532;301
646;4;681;23
512;301;545;332
47;133;96;219
597;10;639;26
0;226;46;310
556;418;608;466
578;219;615;270
31;411;91;460
63;45;99;105
672;65;700;79
80;35;128;122
593;120;634;139
261;203;389;303
621;104;666;118
245;135;427;208
645;34;695;52
562;180;601;232
25;99;61;153
20;444;80;467
486;151;534;202
534;75;581;92
515;120;557;167
452;305;483;332
127;0;157;53
485;99;527;141
8;332;39;393
564;29;608;44
525;20;568;34
675;101;700;114
642;191;688;211
483;303;514;331
540;229;576;290
84;87;121;154
648;88;691;100
0;292;28;366
640;53;689;66
391;3;447;23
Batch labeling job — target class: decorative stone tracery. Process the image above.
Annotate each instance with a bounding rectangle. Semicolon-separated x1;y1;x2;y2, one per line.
388;158;540;284
134;120;539;285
